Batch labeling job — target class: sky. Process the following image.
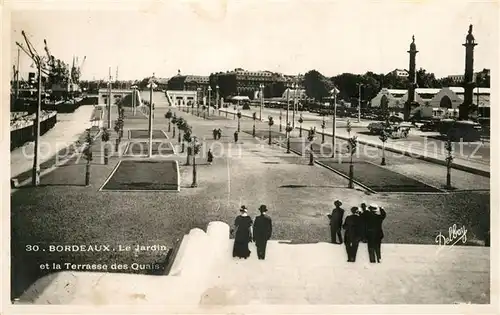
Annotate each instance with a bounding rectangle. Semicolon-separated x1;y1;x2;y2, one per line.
8;0;499;81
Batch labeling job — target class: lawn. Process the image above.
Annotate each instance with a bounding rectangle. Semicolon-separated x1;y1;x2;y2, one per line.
101;160;179;191
124;141;175;156
129;129;168;139
317;160;443;193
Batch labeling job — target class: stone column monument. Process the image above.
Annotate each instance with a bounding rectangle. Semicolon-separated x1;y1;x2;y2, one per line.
459;24;477;120
404;35;418;121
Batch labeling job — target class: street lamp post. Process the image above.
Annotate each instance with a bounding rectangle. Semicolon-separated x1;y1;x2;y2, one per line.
108;67;112;128
216;85;219;113
207;86;212;118
292;83;297;128
259;84;264;120
147;75;156;158
357;83;363;123
196;88;201;116
191;137;199;188
286;84;290;130
331;89;337;158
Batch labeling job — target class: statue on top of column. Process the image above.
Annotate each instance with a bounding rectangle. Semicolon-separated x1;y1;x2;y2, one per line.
466;24;475;43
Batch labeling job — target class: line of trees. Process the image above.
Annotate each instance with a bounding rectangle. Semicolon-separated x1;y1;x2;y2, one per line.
302;68;490;103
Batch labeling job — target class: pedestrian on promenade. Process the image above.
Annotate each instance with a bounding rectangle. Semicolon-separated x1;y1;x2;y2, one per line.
327;200;345;244
213;128;217;140
365;204;386;263
343;207;362;262
232;205;253;259
218;128;222;140
359;202;369;243
234;131;239;143
207;149;214;165
253;205;273;260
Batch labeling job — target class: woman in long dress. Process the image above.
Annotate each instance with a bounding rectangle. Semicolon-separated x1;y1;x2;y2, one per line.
232;205;253;259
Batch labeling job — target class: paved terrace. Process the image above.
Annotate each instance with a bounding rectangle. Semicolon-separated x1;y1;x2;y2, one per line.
17;222;490;306
219;106;490;177
10;103;490;306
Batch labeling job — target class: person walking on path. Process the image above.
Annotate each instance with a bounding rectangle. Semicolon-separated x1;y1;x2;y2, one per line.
232;205;253;259
365;204;386;263
207;149;214;165
217;128;222;140
253;205;273;260
212;128;217;140
234;131;239;143
343;207;363;262
328;200;345;244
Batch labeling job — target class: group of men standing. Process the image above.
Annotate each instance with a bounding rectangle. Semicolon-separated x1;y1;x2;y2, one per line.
328;200;386;263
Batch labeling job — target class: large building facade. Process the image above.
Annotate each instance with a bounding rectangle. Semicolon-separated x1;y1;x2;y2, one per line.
210;69;301;100
167;71;209;91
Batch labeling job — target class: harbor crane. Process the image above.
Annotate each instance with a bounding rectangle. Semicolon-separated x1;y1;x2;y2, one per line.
16;30;51;186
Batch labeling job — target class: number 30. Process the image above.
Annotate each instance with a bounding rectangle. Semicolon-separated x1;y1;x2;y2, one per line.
25;245;40;252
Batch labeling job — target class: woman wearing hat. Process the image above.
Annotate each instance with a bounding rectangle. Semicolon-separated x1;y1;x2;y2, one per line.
365;204;386;263
232;205;253;259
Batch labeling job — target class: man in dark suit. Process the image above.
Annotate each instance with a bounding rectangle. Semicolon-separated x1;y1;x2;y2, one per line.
359;202;369;243
365;204;386;263
328;200;345;244
253;205;273;260
343;207;362;262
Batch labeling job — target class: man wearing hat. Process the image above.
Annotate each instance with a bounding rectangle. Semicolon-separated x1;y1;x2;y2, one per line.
359;202;369;243
253;205;273;260
343;207;363;262
328;200;345;244
365;204;386;263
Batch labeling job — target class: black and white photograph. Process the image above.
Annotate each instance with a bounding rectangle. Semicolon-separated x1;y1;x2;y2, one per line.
2;0;498;313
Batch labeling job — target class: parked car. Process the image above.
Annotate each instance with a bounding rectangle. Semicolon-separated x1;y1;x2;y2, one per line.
420;120;439;132
367;122;387;135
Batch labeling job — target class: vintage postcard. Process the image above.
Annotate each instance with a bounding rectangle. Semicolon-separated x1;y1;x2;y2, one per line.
2;0;498;314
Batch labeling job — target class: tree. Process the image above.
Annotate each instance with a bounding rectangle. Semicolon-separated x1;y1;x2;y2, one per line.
191;137;201;188
101;128;110;165
416;68;439;88
379;129;389;165
347;136;358;189
237;111;242;132
307;128;316;165
83;129;93;186
303;70;334;101
183;129;193;165
285;123;293;153
176;117;186;151
320;115;326;144
268;116;274;145
298;115;304;137
113;118;123;152
346;119;352;138
445;136;454;189
165;110;173;132
171;114;177;138
252;112;257;137
436;77;456;88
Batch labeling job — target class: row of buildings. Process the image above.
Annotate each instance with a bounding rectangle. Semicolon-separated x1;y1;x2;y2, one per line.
370;87;490;119
163;69;302;99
